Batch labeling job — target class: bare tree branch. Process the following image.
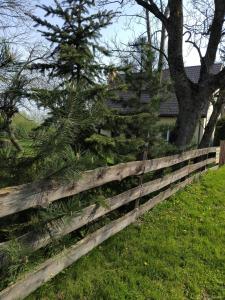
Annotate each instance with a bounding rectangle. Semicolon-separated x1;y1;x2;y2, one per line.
135;0;169;27
201;1;225;76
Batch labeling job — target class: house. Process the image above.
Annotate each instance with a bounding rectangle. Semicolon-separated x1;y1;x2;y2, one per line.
108;63;223;145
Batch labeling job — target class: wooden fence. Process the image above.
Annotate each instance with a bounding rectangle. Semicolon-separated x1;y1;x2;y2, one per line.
0;146;223;300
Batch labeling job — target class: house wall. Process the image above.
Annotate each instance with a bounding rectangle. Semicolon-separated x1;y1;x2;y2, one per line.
158;117;206;145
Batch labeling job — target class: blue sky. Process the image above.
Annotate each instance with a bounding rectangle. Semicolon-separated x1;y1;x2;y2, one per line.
6;0;213;73
14;0;211;119
35;1;145;48
29;0;201;67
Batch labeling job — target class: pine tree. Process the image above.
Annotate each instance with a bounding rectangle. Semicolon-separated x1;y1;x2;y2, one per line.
29;0;115;84
26;0;116;179
86;41;173;163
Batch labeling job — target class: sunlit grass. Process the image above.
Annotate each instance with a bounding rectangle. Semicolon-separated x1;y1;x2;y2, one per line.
27;167;225;300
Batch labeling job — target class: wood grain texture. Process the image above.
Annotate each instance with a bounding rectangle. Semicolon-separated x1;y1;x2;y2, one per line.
216;147;220;164
0;170;206;300
0;157;215;265
0;148;217;218
219;141;225;166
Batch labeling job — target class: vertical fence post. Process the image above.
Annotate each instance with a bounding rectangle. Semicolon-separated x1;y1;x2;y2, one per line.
135;149;148;209
216;148;220;165
219;140;225;166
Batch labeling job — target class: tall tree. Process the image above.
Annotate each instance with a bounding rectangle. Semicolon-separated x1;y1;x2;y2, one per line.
29;0;114;84
103;0;168;73
199;89;225;147
95;43;172;163
158;2;169;75
26;0;116;178
132;0;225;149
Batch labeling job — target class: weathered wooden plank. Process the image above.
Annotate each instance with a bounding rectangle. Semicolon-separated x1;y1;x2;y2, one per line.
216;147;220;165
0;148;217;218
0;169;208;300
219;141;225;166
0;157;215;264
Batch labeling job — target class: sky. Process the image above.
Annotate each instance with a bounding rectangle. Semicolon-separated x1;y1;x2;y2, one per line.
97;1;202;66
3;0;217;120
19;0;202;67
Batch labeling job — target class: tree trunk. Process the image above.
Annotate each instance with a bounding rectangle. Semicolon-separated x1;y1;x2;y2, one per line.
146;9;151;46
6;125;22;152
135;0;225;150
199;91;225;148
145;9;153;73
170;91;207;149
158;5;169;75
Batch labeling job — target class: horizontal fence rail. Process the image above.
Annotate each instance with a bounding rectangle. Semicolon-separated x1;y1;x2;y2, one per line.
0;146;222;300
0;147;218;218
0;171;214;300
0;157;215;265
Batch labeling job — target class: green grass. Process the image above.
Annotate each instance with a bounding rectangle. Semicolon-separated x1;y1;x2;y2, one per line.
27;168;225;300
12;113;38;134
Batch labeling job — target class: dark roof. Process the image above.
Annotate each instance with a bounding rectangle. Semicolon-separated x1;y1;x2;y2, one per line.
109;63;223;117
162;63;222;83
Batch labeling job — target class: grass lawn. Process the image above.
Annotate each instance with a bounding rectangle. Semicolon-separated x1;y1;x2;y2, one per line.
27;167;225;300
